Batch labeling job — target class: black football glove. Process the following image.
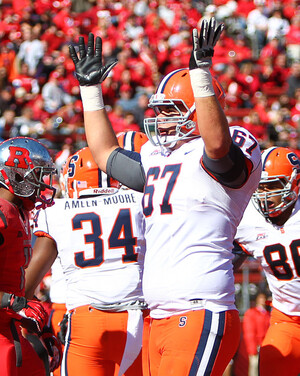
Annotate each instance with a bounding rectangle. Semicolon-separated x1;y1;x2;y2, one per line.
40;326;63;372
189;17;224;70
69;33;118;86
57;313;68;345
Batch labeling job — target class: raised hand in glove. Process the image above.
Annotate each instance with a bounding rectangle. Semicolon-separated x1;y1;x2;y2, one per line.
1;293;48;333
40;327;63;372
69;33;117;86
189;17;224;70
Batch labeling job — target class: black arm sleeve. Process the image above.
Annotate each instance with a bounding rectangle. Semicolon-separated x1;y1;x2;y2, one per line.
106;148;145;192
202;142;249;188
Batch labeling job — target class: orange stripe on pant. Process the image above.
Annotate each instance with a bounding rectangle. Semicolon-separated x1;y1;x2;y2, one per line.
143;309;240;376
62;305;148;376
260;307;300;376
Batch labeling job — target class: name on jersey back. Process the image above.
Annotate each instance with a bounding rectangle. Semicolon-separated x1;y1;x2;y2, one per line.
64;192;136;210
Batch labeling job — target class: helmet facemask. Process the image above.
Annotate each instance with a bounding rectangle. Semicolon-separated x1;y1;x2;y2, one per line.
252;170;299;219
144;96;197;149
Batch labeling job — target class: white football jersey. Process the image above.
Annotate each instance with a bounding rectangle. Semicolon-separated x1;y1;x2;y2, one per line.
33;191;146;311
140;126;262;318
235;197;300;316
49;257;67;304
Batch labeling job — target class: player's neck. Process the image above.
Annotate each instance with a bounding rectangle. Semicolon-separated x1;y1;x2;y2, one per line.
0;187;23;209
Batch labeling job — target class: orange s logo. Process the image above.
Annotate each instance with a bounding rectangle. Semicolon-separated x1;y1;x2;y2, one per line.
5;146;32;169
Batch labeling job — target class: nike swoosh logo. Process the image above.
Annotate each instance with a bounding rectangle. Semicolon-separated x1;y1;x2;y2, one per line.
184;150;193;155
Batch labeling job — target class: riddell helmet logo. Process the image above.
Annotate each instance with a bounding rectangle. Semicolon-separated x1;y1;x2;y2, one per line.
5;146;32;169
93;188;116;194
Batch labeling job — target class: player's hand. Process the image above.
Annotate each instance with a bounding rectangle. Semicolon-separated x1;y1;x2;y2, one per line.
189;17;224;70
1;293;48;333
40;328;63;372
69;33;118;86
18;299;49;333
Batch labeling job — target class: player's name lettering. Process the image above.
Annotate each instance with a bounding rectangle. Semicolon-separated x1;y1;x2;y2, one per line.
64;193;136;210
103;193;136;205
65;199;98;209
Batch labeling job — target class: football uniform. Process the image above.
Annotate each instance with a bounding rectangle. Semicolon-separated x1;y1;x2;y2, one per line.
0;198;45;376
33;192;146;376
235;198;300;376
139;126;262;375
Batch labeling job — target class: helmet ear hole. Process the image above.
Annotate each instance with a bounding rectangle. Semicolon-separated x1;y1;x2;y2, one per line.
15;173;24;183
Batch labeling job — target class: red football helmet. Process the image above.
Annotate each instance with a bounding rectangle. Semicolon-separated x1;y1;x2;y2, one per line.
66;147;120;199
252;147;300;218
117;131;148;152
0;137;56;210
144;68;225;147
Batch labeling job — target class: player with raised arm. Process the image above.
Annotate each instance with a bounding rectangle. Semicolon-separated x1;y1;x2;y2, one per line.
0;137;57;375
69;18;262;376
26;144;147;376
234;146;300;376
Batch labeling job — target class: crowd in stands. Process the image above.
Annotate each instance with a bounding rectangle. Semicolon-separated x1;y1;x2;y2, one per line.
0;0;299;166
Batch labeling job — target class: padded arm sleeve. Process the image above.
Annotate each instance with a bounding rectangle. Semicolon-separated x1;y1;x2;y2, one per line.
202;142;249;188
106;148;145;192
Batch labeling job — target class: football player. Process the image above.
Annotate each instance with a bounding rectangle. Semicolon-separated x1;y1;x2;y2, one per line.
69;18;262;375
234;146;300;376
25;140;148;376
0;137;57;375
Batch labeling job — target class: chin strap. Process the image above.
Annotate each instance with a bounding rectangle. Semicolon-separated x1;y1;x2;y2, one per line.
0;169;15;194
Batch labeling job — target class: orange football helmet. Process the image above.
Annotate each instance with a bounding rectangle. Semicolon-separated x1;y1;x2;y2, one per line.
252;147;300;218
117;131;148;152
66;147;120;199
144;68;225;147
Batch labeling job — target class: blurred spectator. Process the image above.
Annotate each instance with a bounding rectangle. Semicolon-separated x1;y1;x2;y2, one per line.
243;292;270;376
273;52;291;82
246;0;269;58
0;108;16;140
243;110;269;146
15;24;45;76
11;61;40;100
236;60;261;106
287;131;300;158
252;92;271;125
107;103;127;134
132;92;155;132
0;86;15;116
0;42;17;82
199;4;217;24
285;12;300;62
290;87;300;126
11;106;44;138
266;8;290;42
236;0;256;18
41;71;73;114
287;61;300;100
259;56;286;90
157;0;176;28
40;23;65;54
122;111;140;132
116;84;137;112
259;36;283;63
